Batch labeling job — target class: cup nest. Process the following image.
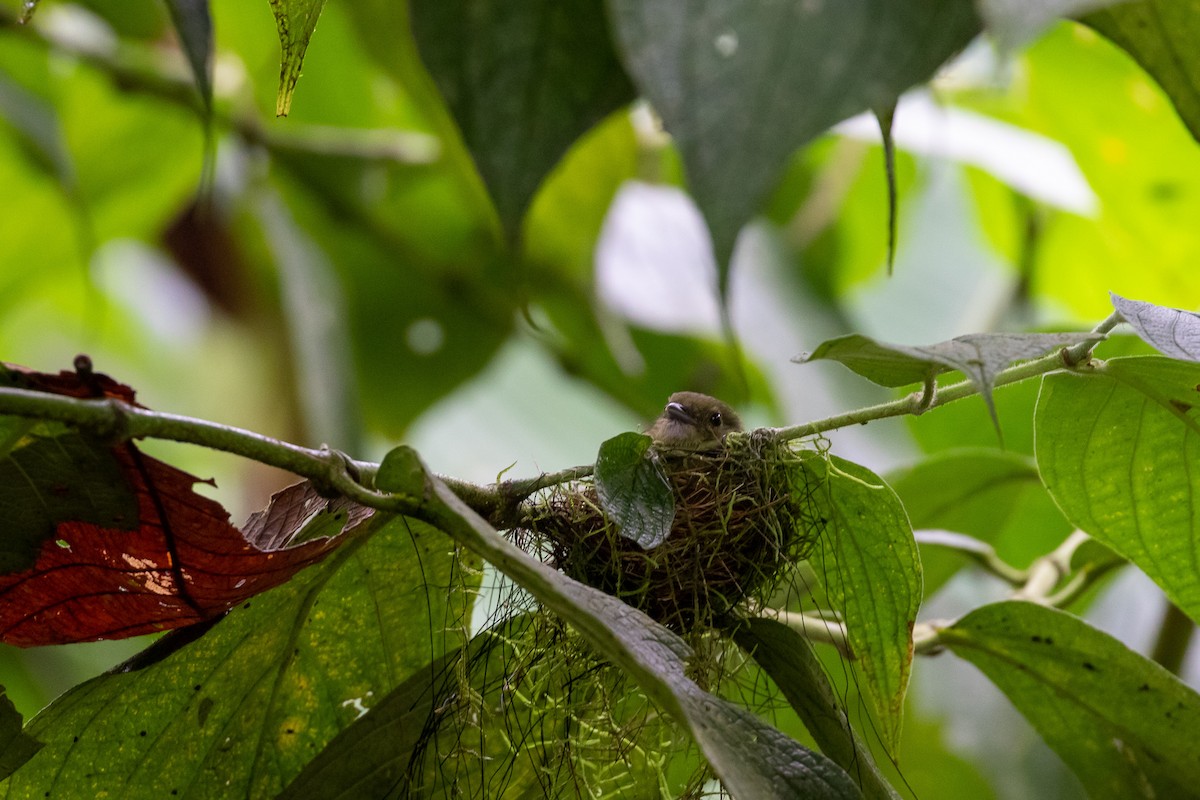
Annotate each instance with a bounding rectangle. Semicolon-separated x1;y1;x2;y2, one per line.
518;433;825;631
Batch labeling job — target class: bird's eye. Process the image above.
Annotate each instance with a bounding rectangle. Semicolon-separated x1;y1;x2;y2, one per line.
709;411;723;426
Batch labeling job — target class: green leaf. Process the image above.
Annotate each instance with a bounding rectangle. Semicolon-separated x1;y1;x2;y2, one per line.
887;450;1072;598
1110;292;1200;361
1085;0;1200;144
733;618;902;800
940;601;1200;798
594;432;675;549
410;0;635;241
804;454;920;758
164;0;213;114
0;69;72;184
606;0;980;288
0;688;41;781
800;331;1100;434
268;0;330;116
416;467;861;798
1;515;479;797
1036;356;1200;624
376;445;428;500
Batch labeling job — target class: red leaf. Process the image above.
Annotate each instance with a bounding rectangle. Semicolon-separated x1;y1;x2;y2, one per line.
0;362;362;646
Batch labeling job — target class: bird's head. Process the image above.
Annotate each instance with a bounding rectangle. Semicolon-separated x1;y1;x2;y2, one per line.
646;391;743;451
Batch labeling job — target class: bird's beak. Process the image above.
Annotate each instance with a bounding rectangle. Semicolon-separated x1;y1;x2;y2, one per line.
665;402;694;425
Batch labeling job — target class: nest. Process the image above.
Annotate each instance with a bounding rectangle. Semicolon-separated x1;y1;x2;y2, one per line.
520;433;826;632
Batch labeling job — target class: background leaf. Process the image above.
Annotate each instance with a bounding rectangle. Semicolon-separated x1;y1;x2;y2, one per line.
1110;292;1200;361
606;0;980;288
1036;357;1200;624
410;0;635;240
804;454;921;759
0;688;40;781
594;432;674;549
164;0;213;114
976;0;1126;50
941;601;1200;798
1;514;478;798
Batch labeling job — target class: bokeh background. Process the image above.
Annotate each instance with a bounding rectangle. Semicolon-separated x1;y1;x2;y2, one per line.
2;2;1199;797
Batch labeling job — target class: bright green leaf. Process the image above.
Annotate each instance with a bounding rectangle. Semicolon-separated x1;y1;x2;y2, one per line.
804;454;920;759
1110;292;1200;361
887;449;1072;597
594;432;674;549
0;688;40;781
164;0;213;114
418;472;861;798
269;0;330;116
1036;356;1200;624
606;0;980;290
941;601;1200;798
2;515;478;797
800;331;1100;434
733;618;902;800
1086;0;1200;144
410;0;635;241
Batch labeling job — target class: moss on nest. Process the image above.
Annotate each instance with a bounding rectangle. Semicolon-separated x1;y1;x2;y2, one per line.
520;433;826;632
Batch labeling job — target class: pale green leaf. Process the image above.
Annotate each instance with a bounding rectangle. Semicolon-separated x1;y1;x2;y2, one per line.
1110;292;1200;361
1036;356;1200;624
804;454;920;758
942;601;1200;798
269;0;329;116
594;432;674;549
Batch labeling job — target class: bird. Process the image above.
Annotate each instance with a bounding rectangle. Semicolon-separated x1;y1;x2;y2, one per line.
646;391;743;451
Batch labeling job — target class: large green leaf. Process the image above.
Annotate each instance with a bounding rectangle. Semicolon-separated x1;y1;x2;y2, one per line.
410;0;635;241
0;515;478;798
1086;0;1200;145
606;0;980;287
941;601;1200;798
390;449;862;799
1036;356;1200;624
733;618;901;800
804;454;921;759
887;449;1072;598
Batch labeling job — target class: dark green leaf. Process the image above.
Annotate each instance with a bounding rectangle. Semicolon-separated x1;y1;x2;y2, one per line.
874;104;898;275
1036;357;1200;624
887;449;1072;597
941;601;1200;798
606;0;980;288
3;515;479;797
410;0;635;240
0;432;138;574
594;432;674;549
0;688;41;781
804;454;920;758
376;445;428;499
733;618;901;800
268;0;330;115
164;0;213;113
419;471;861;799
1110;292;1200;361
1086;0;1200;144
800;331;1100;433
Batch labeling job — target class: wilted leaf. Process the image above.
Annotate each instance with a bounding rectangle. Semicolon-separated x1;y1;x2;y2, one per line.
1110;292;1200;361
4;515;476;798
416;463;861;799
733;618;901;800
607;0;980;290
800;331;1101;434
1086;1;1200;145
410;0;635;240
164;0;213;114
1036;356;1200;625
803;454;920;759
941;601;1200;798
0;688;41;781
0;365;349;645
594;432;675;549
268;0;330;115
